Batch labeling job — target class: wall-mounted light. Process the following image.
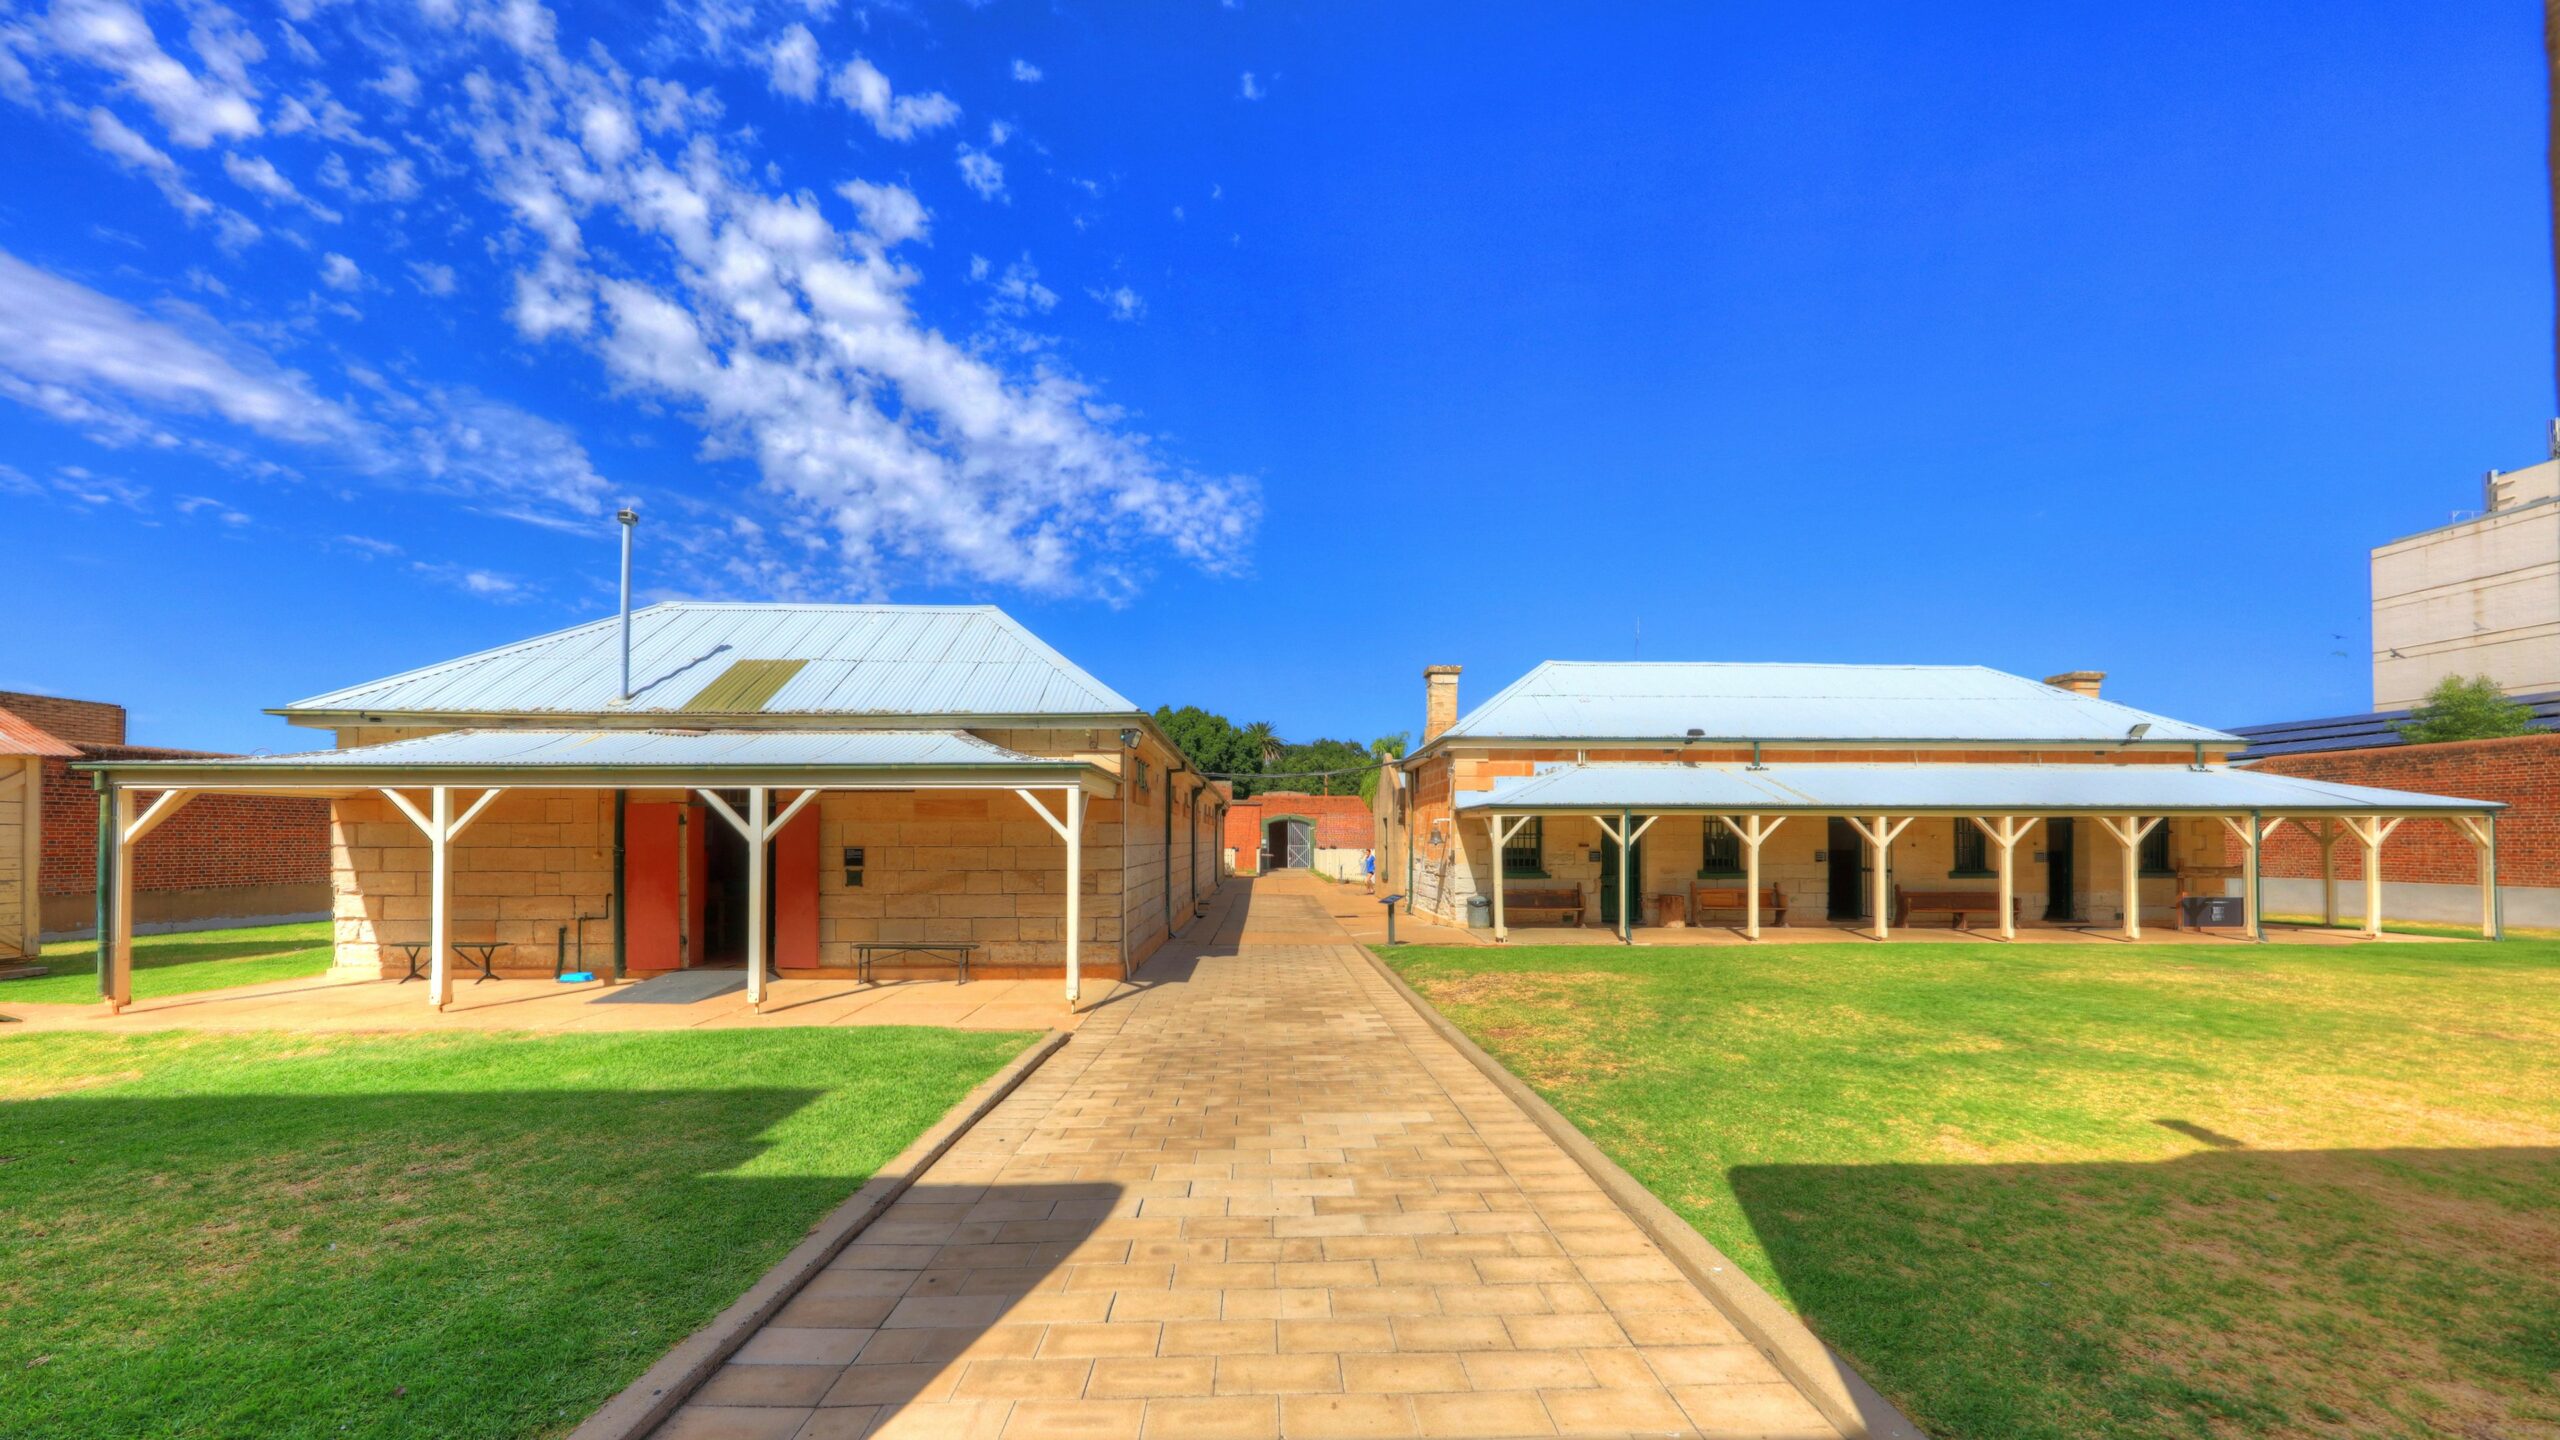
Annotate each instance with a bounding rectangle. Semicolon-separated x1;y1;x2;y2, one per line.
1119;728;1142;748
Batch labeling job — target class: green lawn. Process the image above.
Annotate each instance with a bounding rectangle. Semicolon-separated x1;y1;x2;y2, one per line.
1381;939;2560;1440
0;1026;1036;1439
2;920;334;1004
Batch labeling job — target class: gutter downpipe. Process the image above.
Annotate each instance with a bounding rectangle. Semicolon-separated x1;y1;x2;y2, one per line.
93;773;112;1000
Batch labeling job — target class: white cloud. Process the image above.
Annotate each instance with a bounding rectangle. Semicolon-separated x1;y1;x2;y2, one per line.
410;560;527;599
827;55;958;140
765;22;820;101
456;22;1252;596
1238;71;1263;100
368;63;419;106
409;260;458;296
43;0;261;146
834;179;928;249
1010;58;1041;83
222;151;341;222
84;105;213;218
403;386;611;523
1089;284;1144;322
175;493;251;524
955;143;1005;201
0;250;610;524
320;252;363;291
0;248;356;445
979;256;1055;318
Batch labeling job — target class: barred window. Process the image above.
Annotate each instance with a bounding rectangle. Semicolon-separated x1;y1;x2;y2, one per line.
2139;820;2174;875
1952;820;1988;875
1699;818;1742;876
1501;818;1545;877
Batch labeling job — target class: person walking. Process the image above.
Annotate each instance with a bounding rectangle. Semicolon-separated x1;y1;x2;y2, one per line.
1363;847;1377;893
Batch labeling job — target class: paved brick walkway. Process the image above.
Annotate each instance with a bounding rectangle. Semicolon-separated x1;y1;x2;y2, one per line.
652;875;1840;1440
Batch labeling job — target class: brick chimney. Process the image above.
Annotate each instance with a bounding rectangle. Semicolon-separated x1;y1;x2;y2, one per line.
2043;670;2105;699
1423;665;1463;743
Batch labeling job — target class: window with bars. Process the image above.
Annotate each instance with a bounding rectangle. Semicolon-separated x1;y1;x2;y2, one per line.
1698;818;1742;876
2139;820;2175;876
1951;819;1989;876
1500;818;1546;877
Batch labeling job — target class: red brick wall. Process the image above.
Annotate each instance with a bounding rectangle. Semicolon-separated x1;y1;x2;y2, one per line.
2240;736;2551;886
40;747;331;898
1225;793;1375;857
0;693;123;747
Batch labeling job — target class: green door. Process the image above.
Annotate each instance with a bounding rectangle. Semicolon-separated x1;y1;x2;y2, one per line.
1598;833;1646;926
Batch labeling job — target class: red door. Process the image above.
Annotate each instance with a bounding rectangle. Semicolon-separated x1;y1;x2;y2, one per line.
774;802;820;971
625;802;683;973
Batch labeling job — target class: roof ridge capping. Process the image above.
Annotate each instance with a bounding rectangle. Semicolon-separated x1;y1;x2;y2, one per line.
275;601;1140;719
1437;658;2240;745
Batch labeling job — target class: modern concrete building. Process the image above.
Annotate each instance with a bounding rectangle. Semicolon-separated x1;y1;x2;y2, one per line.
2371;429;2560;708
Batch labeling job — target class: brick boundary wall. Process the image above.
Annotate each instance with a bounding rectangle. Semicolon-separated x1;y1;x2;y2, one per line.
2237;734;2559;886
1225;792;1375;872
40;747;331;899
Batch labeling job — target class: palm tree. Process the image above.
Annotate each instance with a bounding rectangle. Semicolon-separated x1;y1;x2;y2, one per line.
1244;721;1282;771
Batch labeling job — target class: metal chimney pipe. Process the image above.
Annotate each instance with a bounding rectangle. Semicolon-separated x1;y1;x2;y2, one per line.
616;507;639;703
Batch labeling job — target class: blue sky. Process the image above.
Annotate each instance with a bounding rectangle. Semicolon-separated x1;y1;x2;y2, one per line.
0;1;2546;752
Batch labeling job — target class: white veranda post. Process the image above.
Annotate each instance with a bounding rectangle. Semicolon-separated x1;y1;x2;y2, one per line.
2448;814;2500;940
1592;811;1658;944
1485;815;1531;942
2219;815;2288;942
381;785;504;1009
2339;815;2403;940
2309;819;2341;927
2091;815;2161;941
1968;816;2034;941
694;787;820;1011
107;786;196;1011
1840;815;1911;940
1015;787;1087;1003
1715;815;1786;940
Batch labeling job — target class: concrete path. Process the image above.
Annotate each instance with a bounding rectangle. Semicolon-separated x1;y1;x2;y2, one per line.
652;874;1841;1440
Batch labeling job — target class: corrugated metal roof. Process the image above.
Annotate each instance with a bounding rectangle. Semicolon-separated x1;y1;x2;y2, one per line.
81;728;1074;773
2229;693;2560;759
1451;762;2499;814
1438;662;2239;746
0;707;79;758
280;604;1138;719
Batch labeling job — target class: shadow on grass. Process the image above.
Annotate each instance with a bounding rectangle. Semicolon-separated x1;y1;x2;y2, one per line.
0;1083;1013;1440
1729;1145;2560;1440
30;934;328;972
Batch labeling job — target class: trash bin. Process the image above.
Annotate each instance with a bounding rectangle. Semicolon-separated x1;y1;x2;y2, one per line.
2181;895;2245;929
1465;895;1493;931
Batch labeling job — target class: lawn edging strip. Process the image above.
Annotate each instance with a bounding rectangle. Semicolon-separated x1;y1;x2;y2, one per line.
1357;945;1925;1440
565;1027;1072;1440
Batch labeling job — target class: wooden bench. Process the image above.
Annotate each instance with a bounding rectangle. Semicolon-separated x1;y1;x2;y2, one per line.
1893;888;2019;929
1503;886;1583;926
1689;884;1788;928
853;942;977;985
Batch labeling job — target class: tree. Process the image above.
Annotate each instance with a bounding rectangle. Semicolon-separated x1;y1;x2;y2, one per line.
1359;732;1408;804
1152;705;1258;782
2392;674;2539;745
1243;721;1281;771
